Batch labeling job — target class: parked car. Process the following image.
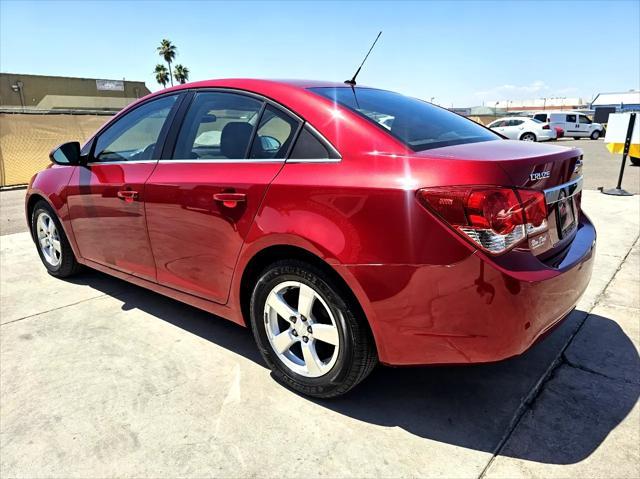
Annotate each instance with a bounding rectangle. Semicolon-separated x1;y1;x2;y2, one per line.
487;117;557;142
533;111;604;140
27;80;595;397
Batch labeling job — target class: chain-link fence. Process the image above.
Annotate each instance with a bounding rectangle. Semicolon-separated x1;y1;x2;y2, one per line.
0;113;111;186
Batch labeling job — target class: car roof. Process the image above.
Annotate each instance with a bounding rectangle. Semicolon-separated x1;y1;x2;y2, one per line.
152;78;361;96
493;116;532;121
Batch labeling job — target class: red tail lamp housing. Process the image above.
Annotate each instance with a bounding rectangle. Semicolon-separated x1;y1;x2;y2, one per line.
417;186;548;254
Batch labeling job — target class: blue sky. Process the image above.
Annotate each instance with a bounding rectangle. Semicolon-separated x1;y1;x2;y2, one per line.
1;0;638;106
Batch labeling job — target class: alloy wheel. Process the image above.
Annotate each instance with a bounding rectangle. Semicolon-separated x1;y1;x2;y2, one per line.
36;212;62;267
263;281;340;378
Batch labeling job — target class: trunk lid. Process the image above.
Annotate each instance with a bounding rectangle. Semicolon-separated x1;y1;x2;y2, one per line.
417;140;584;261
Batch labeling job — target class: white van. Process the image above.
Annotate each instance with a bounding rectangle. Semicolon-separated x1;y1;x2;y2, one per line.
532;111;604;140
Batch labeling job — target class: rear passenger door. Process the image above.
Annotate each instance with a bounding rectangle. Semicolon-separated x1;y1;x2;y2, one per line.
144;90;301;303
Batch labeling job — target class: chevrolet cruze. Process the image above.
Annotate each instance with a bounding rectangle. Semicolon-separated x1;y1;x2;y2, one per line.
27;79;595;397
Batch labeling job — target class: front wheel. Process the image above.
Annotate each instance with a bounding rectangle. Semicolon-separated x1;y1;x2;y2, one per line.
249;260;377;398
31;200;80;277
521;132;536;142
590;130;601;140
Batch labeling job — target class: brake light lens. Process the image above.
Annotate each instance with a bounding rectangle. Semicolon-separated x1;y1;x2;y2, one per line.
417;186;548;254
542;124;550;130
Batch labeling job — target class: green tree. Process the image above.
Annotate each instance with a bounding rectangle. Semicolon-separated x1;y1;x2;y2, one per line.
154;64;169;88
157;39;177;86
174;64;190;84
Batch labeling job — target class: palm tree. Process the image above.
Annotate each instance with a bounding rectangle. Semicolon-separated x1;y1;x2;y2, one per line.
174;64;190;84
154;64;169;88
157;39;177;86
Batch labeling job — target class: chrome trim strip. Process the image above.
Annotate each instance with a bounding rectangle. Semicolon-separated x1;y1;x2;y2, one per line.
544;176;583;204
86;158;341;165
85;160;158;166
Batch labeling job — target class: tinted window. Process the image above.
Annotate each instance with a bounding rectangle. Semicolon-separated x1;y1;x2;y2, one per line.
533;114;547;122
488;120;504;128
249;105;299;159
290;126;337;159
566;114;577;123
579;115;592;124
510;120;524;126
309;87;499;151
174;92;262;160
94;95;177;162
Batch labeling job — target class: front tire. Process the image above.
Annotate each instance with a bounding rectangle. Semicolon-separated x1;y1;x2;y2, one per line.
590;130;601;140
249;260;377;398
31;200;80;278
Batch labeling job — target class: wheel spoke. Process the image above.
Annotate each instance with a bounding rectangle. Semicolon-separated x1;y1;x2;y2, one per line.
272;330;296;354
311;324;339;346
52;238;61;253
301;341;323;375
47;219;55;235
39;237;48;248
297;284;316;319
266;292;297;322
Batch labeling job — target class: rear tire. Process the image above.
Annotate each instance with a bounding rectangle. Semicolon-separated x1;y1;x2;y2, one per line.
590;130;601;140
521;132;536;142
31;200;81;278
249;259;377;398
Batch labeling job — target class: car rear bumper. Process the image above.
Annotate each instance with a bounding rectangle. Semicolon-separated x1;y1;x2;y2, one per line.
342;214;596;366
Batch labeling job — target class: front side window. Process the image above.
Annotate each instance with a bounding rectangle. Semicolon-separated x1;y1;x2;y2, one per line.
510;120;524;126
579;115;592;124
173;92;263;160
566;114;577;123
249;105;300;159
488;120;504;128
309;87;499;151
93;95;177;162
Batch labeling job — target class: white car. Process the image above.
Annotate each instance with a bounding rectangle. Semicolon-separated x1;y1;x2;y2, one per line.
487;117;557;142
532;111;604;140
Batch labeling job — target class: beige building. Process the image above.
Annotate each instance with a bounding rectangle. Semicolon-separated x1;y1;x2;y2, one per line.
0;73;150;113
0;73;151;186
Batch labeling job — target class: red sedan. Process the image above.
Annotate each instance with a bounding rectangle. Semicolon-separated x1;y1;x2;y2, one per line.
26;79;595;397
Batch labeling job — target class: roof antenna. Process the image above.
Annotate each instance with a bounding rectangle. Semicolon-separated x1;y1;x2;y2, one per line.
344;31;382;86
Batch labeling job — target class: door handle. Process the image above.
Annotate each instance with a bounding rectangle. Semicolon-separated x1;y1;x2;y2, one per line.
213;192;246;208
117;190;139;203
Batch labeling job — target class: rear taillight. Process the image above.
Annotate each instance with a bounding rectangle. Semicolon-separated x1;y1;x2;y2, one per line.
417;186;548;254
542;124;550;130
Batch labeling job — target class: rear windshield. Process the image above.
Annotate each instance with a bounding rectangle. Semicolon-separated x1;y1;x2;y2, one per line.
309;87;499;151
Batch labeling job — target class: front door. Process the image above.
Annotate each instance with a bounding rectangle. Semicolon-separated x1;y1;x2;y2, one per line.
145;91;300;303
67;94;180;280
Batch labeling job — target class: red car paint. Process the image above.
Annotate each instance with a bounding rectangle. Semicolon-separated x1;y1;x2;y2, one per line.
26;79;595;366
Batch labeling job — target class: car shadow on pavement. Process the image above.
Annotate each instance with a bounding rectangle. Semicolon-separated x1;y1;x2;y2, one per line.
67;270;639;466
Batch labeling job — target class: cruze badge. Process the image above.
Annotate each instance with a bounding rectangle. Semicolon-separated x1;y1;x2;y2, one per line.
530;171;551;181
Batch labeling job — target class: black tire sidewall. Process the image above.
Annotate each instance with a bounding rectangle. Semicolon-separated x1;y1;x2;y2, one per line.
249;261;358;396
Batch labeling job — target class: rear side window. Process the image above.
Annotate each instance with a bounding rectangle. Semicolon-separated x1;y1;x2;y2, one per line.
309;87;499;151
249;105;300;159
289;126;339;160
508;120;524;126
533;114;547;122
173;92;263;160
566;114;577;123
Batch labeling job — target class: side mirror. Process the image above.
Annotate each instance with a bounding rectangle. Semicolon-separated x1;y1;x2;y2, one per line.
50;141;82;165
